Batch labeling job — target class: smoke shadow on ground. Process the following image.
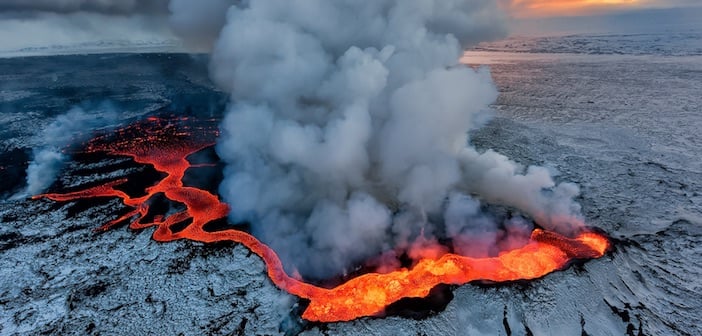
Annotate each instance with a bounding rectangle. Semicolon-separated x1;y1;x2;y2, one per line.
183;146;225;195
0;148;31;197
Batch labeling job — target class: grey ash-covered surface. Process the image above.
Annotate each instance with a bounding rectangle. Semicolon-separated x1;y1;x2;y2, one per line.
1;52;701;335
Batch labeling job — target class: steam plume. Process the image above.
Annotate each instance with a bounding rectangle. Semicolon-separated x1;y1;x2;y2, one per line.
16;104;118;198
169;0;583;279
168;0;238;50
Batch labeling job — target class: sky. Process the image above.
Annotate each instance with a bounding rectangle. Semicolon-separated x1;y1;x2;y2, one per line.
0;0;694;17
0;0;699;55
502;0;702;17
506;1;702;35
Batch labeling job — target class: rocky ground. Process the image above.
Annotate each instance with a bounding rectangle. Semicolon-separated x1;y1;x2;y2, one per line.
1;52;701;335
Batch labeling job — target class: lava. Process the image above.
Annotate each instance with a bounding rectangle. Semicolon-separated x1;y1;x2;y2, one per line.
35;117;610;323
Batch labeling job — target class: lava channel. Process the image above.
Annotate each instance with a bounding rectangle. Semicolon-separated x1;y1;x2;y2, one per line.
34;117;611;323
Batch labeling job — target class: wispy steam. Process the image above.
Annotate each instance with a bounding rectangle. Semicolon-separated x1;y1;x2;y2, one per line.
16;104;118;198
169;0;584;279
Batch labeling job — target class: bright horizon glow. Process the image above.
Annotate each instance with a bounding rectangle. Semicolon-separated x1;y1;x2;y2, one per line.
504;0;641;17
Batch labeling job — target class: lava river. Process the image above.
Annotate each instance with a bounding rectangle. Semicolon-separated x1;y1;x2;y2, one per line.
35;117;610;322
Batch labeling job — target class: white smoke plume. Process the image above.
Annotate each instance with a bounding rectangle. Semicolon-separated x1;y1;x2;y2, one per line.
168;0;239;50
15;104;118;198
169;0;584;279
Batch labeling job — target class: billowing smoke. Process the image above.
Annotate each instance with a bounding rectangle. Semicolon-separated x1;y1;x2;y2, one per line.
15;104;118;198
169;0;583;279
168;0;239;50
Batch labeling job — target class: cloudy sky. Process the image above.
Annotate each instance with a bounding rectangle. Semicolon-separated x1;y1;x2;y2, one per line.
503;0;702;35
0;0;696;16
0;0;699;54
501;0;701;17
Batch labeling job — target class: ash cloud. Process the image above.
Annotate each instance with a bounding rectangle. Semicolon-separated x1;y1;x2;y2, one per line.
15;104;118;198
168;0;584;279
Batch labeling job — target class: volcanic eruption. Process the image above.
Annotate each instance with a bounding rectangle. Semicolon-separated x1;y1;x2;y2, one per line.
27;0;615;323
166;0;598;278
4;0;700;333
35;117;609;322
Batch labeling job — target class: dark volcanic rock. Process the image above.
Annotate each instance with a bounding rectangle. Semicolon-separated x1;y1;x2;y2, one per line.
1;52;701;335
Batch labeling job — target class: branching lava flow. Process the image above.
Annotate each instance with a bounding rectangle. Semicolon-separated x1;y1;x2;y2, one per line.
35;117;610;322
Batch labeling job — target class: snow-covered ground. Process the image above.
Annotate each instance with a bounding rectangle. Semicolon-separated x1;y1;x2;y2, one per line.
0;13;183;58
492;6;702;58
0;40;184;59
474;31;702;56
1;48;701;335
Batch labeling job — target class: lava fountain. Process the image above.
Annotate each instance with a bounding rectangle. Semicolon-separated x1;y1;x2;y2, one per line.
35;117;610;322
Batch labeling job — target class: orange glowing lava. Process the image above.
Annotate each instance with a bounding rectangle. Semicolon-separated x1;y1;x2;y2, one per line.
35;117;610;322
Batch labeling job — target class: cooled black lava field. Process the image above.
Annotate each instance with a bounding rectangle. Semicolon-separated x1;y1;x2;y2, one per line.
1;52;701;335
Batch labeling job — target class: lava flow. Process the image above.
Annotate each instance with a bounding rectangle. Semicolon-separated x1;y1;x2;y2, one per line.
35;117;610;323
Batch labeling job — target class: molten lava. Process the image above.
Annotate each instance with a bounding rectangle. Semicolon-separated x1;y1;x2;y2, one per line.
35;117;610;322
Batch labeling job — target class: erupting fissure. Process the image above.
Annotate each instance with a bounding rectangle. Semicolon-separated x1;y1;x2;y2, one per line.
35;118;610;322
